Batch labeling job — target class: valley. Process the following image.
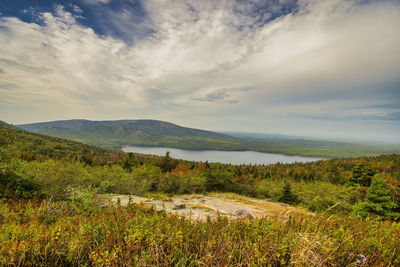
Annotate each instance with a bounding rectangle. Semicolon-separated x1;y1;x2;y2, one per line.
19;119;400;158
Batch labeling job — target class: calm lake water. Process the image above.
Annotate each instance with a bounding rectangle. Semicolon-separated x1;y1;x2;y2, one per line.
122;146;322;165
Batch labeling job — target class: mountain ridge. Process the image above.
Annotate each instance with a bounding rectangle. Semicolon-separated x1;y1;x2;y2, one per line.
19;119;233;140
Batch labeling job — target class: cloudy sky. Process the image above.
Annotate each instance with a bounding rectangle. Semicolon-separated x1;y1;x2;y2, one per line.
0;0;399;141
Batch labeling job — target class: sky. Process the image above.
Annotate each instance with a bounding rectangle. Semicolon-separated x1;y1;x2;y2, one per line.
0;0;399;142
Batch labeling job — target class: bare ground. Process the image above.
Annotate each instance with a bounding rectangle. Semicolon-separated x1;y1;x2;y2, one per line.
107;193;311;221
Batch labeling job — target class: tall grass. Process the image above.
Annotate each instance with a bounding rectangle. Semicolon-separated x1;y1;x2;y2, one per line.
1;199;399;266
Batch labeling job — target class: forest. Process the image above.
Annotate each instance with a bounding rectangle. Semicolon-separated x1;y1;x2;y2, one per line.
1;122;400;266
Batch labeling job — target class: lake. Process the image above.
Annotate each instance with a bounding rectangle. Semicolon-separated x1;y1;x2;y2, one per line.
122;146;322;165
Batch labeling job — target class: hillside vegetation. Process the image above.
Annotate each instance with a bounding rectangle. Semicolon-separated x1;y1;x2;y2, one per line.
18;119;400;158
1;122;400;265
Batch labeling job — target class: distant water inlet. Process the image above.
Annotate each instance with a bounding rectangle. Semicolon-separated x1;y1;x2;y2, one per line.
122;146;322;165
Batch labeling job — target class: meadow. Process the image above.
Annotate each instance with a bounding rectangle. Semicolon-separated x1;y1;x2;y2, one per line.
2;199;400;266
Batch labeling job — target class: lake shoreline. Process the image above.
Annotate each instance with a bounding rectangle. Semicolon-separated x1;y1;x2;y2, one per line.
122;145;323;165
119;144;329;159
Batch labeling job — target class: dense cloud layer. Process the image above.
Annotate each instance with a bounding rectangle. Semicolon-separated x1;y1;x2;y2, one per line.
0;0;399;141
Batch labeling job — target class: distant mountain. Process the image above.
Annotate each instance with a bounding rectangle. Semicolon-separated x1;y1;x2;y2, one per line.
20;119;231;139
18;119;243;151
222;131;307;140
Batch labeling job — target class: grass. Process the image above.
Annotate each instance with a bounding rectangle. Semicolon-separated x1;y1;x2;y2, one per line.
143;192;171;200
188;203;216;213
1;199;399;266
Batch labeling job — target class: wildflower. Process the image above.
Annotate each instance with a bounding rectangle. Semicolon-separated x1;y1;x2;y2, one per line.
359;254;367;265
351;253;367;265
299;233;303;237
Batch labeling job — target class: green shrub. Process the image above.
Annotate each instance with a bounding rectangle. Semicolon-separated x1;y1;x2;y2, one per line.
205;169;235;192
157;174;184;194
66;186;99;214
187;175;207;193
308;196;336;212
255;179;272;198
0;162;41;198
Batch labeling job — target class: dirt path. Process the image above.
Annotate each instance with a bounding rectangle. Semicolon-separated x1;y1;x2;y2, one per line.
107;193;309;221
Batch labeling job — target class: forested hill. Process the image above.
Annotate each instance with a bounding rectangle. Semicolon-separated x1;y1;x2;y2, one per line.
0;120;117;161
19;119;232;139
18;119;246;151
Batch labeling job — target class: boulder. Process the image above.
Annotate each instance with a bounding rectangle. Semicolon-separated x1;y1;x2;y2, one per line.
235;209;254;219
172;203;186;210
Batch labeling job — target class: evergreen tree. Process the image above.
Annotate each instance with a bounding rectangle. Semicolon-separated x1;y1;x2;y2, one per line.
352;175;399;220
350;162;376;187
278;181;298;204
159;151;176;172
122;152;134;171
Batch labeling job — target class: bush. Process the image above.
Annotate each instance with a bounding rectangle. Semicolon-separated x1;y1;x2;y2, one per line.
205;169;235;192
187;175;207;193
157;173;184;194
21;160;91;199
0;162;41;198
308;196;336;212
66;186;99;214
255;179;272;198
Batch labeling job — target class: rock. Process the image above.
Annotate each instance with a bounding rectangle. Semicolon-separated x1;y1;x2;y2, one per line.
235;209;254;219
172;203;186;210
99;204;109;209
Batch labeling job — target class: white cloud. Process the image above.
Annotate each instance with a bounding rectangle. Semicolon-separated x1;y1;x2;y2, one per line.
0;0;399;140
82;0;111;5
72;5;83;14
